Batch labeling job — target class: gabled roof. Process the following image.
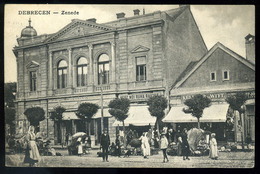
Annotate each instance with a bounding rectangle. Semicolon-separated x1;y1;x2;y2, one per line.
45;19;115;43
172;42;255;89
170;61;199;90
26;61;40;69
131;45;150;53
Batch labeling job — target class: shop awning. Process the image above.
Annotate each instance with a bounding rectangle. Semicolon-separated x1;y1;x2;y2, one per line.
162;104;229;123
92;108;112;119
112;105;156;126
62;112;80;120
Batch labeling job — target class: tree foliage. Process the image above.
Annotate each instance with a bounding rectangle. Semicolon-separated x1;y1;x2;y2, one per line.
108;97;130;122
50;106;66;121
108;97;130;148
4;83;16;108
24;107;45;126
147;95;168;133
147;95;168;119
225;92;248;149
5;107;16;126
226;92;248;114
76;102;99;122
183;94;211;128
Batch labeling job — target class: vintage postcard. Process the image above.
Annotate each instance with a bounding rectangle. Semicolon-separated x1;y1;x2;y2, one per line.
4;4;255;168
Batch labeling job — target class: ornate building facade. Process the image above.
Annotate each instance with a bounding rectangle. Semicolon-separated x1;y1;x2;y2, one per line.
14;5;208;144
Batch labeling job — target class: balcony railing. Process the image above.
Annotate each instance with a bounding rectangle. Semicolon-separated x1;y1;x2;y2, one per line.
74;87;88;93
95;85;111;92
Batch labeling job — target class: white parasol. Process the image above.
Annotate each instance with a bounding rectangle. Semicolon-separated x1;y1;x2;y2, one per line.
72;132;87;139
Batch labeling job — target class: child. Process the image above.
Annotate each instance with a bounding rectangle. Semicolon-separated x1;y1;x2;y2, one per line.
77;137;83;157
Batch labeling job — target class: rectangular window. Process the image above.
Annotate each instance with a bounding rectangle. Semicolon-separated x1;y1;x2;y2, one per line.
223;70;229;80
136;56;147;81
210;72;216;81
30;71;37;91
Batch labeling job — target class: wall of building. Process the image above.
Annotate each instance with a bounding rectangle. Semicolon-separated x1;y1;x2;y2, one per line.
181;48;255;88
164;8;208;88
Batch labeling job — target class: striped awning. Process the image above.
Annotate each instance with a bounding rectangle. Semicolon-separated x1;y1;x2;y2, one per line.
112;105;156;126
163;104;229;123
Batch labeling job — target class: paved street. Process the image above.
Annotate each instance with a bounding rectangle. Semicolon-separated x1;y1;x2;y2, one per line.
5;149;254;168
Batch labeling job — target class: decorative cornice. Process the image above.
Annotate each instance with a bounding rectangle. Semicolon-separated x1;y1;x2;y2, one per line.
45;19;115;43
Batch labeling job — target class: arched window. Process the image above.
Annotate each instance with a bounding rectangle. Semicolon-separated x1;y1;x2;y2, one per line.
77;57;88;87
98;54;110;84
57;60;67;89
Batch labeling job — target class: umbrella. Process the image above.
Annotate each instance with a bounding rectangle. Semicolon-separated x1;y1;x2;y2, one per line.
187;128;204;151
72;132;87;139
129;138;141;148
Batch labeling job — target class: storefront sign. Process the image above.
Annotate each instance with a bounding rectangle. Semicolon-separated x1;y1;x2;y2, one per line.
181;91;255;101
119;91;164;102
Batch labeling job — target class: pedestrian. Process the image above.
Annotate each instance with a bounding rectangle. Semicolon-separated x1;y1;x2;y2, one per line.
127;129;133;146
177;136;182;156
23;125;41;167
139;132;150;159
181;128;190;160
65;133;69;146
68;133;72;146
115;134;121;157
245;133;252;150
147;128;153;145
160;133;169;163
77;137;83;157
100;129;110;162
209;133;218;160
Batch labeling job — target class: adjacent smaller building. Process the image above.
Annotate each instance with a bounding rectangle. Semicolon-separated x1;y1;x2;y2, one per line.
163;41;255;142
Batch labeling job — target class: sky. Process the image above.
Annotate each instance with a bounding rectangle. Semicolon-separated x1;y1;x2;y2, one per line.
4;4;255;83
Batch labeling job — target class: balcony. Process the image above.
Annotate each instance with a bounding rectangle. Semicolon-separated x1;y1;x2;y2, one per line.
95;85;111;92
74;87;88;93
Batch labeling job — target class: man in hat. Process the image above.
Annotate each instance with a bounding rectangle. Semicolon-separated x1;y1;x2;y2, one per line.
100;129;110;162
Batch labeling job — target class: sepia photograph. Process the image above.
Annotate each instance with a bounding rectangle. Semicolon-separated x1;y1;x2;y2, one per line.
4;4;255;168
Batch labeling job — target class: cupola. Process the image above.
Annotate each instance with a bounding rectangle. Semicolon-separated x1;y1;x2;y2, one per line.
21;18;37;38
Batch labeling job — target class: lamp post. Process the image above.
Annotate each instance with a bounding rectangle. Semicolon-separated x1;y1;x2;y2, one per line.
100;70;104;134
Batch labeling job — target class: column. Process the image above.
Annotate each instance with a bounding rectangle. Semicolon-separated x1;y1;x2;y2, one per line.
88;44;93;85
111;41;116;83
67;48;72;88
48;51;53;91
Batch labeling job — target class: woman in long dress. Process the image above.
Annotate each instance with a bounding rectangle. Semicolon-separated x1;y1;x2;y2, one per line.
77;137;83;156
209;133;218;160
23;125;41;167
140;132;150;159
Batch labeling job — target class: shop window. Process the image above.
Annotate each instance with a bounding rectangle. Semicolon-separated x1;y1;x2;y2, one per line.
210;72;216;81
30;71;37;91
57;60;67;89
136;56;147;81
223;70;229;81
77;57;88;87
98;54;110;85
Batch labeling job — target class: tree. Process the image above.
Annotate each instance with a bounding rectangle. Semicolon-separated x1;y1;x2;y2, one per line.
5;107;16;135
4;83;17;136
50;106;66;144
4;83;16;108
76;103;99;135
24;107;45;132
108;97;130;148
147;95;168;134
183;94;211;129
226;92;248;150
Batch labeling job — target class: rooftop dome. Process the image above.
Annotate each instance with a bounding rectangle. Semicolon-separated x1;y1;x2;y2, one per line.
21;18;37;38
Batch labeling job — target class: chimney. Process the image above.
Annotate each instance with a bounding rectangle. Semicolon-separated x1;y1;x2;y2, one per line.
116;12;125;19
245;34;255;64
179;5;190;9
87;18;97;23
133;9;140;16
